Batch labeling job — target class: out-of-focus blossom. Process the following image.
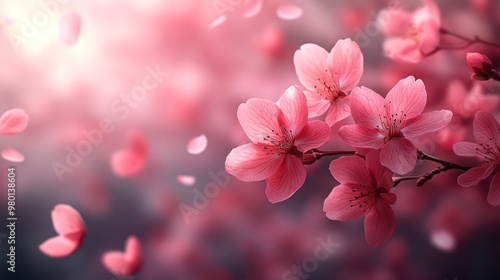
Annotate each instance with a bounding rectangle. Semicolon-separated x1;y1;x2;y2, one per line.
110;130;148;177
102;235;143;276
39;204;86;258
59;11;82;46
453;111;500;205
225;86;330;203
445;80;499;119
324;150;396;246
466;52;500;81
294;39;363;125
339;76;452;174
378;0;441;63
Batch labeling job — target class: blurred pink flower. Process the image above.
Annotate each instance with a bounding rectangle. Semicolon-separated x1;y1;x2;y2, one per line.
339;76;452;174
453;111;500;205
110;130;148;177
466;52;500;81
445;80;499;119
378;0;441;63
323;150;396;246
225;86;330;203
294;39;364;125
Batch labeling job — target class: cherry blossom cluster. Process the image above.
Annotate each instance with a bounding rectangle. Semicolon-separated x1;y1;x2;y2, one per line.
225;0;500;246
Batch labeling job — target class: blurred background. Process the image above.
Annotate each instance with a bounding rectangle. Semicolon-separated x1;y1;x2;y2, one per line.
1;0;500;279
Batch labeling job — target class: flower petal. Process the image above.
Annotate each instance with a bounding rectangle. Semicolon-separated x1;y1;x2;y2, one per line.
52;204;86;236
457;164;494;187
304;90;330;118
402;110;452;139
276;86;307;135
339;124;385;149
323;183;365;221
265;155;306;203
386;76;427;119
1;148;24;163
187;134;208;155
383;37;423;63
39;234;81;258
0;108;29;136
487;171;500;206
276;4;303;20
294;43;329;90
327;38;364;91
237;98;282;144
364;199;396;246
241;0;262;18
473;111;500;144
365;150;393;191
453;141;480;157
325;95;351;125
380;138;417;174
349;86;385;127
294;120;330;152
329;156;371;185
225;143;283;182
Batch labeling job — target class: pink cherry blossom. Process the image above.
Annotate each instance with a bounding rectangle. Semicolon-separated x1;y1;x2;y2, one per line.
339;76;452;174
323;150;396;246
294;39;363;125
453;111;500;206
378;0;441;63
225;86;330;203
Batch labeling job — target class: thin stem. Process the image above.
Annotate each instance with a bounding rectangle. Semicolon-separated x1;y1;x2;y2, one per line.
393;151;470;187
424;28;500;57
310;149;356;161
417;150;468;171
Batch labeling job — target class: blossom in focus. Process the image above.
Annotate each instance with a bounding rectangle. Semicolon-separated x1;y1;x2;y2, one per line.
339;76;452;174
453;111;500;206
324;150;396;246
294;39;363;125
378;0;441;63
466;52;500;81
225;86;330;203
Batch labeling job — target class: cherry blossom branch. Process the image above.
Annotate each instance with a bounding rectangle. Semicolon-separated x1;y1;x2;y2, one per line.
392;151;469;187
424;28;500;57
308;149;356;161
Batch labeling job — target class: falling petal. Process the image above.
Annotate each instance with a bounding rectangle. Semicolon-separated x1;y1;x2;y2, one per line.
430;230;456;252
1;149;24;163
241;0;262;18
276;4;303;20
59;11;82;46
0;108;29;136
187;134;207;155
177;175;196;186
102;236;143;276
209;15;227;29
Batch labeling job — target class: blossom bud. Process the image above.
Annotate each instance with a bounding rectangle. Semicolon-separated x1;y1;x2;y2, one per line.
466;52;498;80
